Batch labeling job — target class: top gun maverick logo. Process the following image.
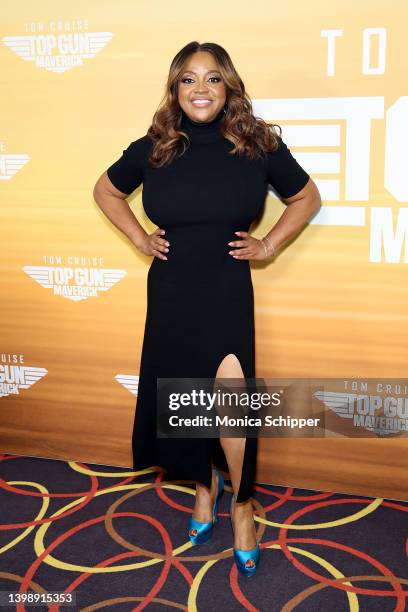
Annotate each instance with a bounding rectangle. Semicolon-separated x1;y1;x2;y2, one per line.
23;256;127;302
0;353;47;398
2;19;113;73
315;379;408;437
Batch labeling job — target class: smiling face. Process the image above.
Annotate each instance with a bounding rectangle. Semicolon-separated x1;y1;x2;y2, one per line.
178;51;227;124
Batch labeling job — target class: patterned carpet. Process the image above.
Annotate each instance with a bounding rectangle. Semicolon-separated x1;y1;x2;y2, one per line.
0;453;407;611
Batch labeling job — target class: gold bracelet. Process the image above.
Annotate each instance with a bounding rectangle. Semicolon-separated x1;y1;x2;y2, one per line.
261;236;276;258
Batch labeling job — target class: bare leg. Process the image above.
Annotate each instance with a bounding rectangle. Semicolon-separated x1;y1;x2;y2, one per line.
193;468;219;522
193;353;257;549
216;354;257;550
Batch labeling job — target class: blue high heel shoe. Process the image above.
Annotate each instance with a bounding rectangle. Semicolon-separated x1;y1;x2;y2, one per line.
188;468;224;545
230;494;260;576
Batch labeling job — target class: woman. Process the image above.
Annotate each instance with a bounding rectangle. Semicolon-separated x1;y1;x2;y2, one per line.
93;41;321;576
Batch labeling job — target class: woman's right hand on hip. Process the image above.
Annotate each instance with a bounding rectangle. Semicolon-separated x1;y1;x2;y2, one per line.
138;228;170;260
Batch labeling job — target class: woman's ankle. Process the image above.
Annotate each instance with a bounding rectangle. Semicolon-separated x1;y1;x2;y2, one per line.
193;471;218;521
231;498;257;549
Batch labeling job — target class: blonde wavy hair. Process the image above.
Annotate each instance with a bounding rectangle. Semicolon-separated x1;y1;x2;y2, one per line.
146;41;282;168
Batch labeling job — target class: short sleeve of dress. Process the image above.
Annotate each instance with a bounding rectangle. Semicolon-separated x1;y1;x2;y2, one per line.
106;135;150;195
265;135;310;199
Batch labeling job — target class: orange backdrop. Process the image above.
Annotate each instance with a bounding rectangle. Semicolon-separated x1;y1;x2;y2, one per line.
1;2;407;494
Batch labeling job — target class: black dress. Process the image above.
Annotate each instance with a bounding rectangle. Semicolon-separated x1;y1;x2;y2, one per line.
107;108;310;502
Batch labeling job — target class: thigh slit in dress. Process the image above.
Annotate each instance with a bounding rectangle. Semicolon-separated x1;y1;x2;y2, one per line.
106;108;310;503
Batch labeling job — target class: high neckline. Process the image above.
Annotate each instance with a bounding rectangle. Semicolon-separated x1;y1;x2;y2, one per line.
180;107;225;143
